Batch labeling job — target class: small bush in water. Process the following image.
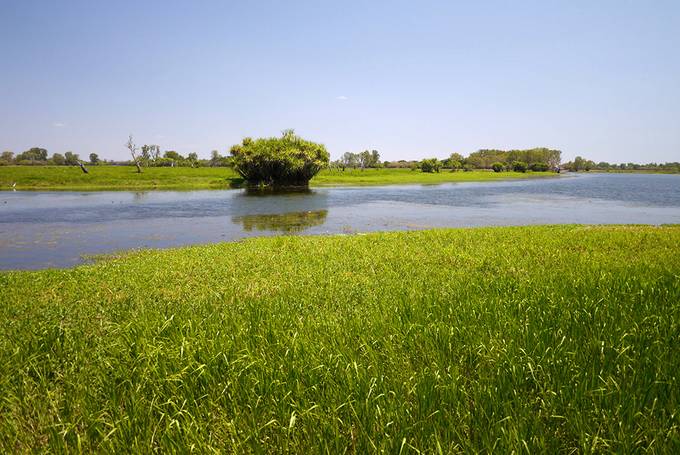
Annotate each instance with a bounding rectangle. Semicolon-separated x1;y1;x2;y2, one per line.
230;130;329;186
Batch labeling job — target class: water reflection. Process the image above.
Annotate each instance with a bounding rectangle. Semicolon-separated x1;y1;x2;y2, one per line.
240;186;314;197
232;210;328;233
3;174;680;270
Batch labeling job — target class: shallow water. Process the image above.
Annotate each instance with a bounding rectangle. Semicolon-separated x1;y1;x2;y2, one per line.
1;173;679;270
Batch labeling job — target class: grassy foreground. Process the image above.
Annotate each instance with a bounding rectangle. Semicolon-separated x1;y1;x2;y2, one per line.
1;225;679;452
0;166;555;190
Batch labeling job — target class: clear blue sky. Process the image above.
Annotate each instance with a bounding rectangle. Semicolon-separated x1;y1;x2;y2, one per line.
1;0;679;163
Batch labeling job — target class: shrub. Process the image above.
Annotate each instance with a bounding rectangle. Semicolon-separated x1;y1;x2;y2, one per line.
529;162;549;172
512;161;528;172
449;160;462;171
230;130;329;186
491;162;505;172
51;153;66;165
420;158;441;173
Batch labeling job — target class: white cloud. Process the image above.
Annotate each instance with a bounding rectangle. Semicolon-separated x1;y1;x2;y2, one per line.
52;122;66;128
336;95;348;101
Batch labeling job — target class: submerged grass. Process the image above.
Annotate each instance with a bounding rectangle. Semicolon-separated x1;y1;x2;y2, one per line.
1;225;679;452
0;165;556;190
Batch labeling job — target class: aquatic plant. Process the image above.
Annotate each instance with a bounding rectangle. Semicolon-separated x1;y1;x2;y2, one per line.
230;130;329;187
1;225;679;452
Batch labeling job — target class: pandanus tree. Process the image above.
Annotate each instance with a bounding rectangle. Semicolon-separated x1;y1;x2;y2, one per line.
230;130;329;187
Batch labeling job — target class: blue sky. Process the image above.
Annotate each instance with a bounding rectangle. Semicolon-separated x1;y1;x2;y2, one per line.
1;0;679;162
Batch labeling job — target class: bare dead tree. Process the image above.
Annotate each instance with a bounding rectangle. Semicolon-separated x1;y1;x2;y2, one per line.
126;134;142;173
77;160;89;174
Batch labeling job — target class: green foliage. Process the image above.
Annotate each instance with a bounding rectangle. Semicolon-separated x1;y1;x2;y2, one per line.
529;162;549;172
420;158;441;173
89;153;100;165
0;151;15;165
0;166;556;191
64;151;80;165
558;156;679;173
164;150;184;162
491;162;505;172
1;226;679;452
16;147;48;163
512;161;528;172
230;130;329;186
340;150;380;170
210;150;231;167
467;148;561;170
51;153;65;165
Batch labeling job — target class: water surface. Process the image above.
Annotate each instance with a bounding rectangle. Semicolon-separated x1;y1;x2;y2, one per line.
1;173;679;269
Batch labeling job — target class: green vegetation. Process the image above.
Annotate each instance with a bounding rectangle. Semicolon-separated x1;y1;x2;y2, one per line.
0;165;240;190
230;130;330;186
563;156;680;173
419;158;442;173
512;161;528;173
312;168;554;186
464;148;561;170
1;225;678;452
0;166;556;190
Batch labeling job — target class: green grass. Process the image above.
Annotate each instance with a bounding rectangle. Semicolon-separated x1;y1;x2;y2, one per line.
1;225;679;452
0;165;556;190
0;165;241;190
312;168;556;186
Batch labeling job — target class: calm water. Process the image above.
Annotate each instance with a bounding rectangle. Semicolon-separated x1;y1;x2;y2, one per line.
1;173;679;270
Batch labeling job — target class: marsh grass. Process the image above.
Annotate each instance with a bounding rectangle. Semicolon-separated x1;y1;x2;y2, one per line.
0;166;556;191
1;225;679;452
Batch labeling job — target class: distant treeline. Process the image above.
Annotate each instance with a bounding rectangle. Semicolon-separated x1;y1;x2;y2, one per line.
4;145;678;174
332;148;562;173
0;147;232;168
562;156;680;172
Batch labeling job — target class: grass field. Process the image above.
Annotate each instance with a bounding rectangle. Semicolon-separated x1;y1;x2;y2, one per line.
1;225;679;452
0;165;556;190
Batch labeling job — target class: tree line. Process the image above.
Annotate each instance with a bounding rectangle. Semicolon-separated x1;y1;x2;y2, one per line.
331;148;562;173
4;142;678;175
562;156;680;172
0;148;100;166
0;145;232;168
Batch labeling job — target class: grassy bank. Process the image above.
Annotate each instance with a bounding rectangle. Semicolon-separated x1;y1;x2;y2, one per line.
313;168;555;185
1;225;679;452
0;165;556;190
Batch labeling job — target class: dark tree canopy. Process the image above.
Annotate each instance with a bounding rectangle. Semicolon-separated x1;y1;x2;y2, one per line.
230;130;329;186
16;147;48;162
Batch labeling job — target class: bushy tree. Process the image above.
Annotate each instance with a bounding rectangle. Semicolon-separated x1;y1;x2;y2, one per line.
512;161;528;172
64;151;80;165
420;158;441;173
449;160;462;171
492;162;505;172
0;151;14;165
89;153;100;165
16;147;48;162
52;153;65;165
230;129;329;186
529;162;549;172
449;152;464;164
210;150;229;167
